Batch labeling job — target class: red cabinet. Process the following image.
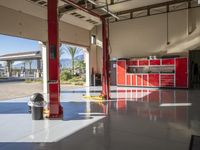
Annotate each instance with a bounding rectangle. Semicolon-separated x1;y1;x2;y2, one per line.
139;60;149;66
143;74;148;86
126;61;131;66
137;75;142;86
130;60;138;66
116;57;188;88
162;58;174;65
150;59;160;65
127;74;131;86
127;60;137;66
132;75;136;86
117;60;126;85
160;74;174;87
176;58;188;88
149;74;159;87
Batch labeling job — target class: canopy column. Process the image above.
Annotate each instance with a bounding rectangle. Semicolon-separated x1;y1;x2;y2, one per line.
47;0;63;118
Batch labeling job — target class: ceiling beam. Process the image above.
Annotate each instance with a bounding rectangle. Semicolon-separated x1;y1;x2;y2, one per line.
59;0;92;14
110;2;200;23
104;0;192;17
62;0;102;19
91;0;132;10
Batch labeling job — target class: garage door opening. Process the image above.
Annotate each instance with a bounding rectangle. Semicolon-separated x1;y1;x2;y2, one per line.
59;43;89;88
189;50;200;89
0;34;43;100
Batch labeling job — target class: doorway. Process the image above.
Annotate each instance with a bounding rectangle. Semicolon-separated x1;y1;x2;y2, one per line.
59;43;90;88
189;50;200;89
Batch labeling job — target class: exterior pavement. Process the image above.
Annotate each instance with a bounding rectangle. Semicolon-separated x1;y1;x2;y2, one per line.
0;82;83;100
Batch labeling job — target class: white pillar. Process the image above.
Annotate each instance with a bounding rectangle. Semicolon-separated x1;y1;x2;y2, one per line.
6;61;11;78
84;49;90;87
39;41;48;94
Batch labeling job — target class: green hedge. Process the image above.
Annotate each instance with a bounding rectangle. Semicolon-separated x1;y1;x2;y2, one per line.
60;70;72;81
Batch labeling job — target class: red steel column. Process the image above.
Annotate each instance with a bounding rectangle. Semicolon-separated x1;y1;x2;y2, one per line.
102;18;110;99
62;0;111;100
47;0;63;118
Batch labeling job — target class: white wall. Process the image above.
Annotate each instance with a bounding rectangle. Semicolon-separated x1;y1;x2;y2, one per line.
109;8;200;59
95;7;200;73
0;6;90;47
108;10;189;58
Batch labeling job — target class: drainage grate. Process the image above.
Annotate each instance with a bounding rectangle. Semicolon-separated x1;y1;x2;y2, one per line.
189;135;200;150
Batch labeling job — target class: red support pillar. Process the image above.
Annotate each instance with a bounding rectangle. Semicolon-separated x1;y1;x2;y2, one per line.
63;0;111;100
47;0;63;118
101;18;110;99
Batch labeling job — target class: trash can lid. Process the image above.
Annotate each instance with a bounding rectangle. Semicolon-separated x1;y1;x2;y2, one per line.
30;93;44;102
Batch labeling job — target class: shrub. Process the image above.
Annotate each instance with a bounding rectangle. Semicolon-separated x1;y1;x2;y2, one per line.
25;79;32;83
60;70;72;81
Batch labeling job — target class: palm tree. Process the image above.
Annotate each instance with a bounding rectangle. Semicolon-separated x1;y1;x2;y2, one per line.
61;45;82;75
59;48;65;69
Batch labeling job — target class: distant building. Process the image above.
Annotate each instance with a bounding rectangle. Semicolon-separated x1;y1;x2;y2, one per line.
0;51;42;78
0;64;4;77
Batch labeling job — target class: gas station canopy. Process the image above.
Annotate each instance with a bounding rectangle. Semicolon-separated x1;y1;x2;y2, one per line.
0;51;41;61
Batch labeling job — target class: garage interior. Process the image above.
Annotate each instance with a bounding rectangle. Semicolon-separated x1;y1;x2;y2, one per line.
0;0;200;150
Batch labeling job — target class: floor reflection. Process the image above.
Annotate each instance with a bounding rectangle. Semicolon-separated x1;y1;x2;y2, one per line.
80;87;200;150
0;87;200;150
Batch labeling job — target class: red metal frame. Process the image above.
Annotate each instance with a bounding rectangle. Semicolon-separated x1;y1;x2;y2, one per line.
62;0;102;19
63;0;110;99
47;0;110;107
47;0;63;118
101;19;110;99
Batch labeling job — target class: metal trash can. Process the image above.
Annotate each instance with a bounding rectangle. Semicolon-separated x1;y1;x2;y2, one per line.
28;93;45;120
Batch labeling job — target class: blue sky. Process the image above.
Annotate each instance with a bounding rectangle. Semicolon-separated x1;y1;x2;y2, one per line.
0;34;39;55
0;34;84;66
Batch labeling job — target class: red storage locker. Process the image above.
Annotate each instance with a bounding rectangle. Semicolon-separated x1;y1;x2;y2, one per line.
132;75;136;86
139;60;149;66
137;75;142;86
162;58;175;65
160;74;175;87
176;58;188;88
117;60;126;85
127;74;131;86
126;61;131;66
127;60;137;66
143;74;148;86
149;74;159;87
150;59;160;65
130;60;138;66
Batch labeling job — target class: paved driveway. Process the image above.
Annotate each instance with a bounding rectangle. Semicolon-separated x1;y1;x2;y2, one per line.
0;82;84;100
0;82;43;100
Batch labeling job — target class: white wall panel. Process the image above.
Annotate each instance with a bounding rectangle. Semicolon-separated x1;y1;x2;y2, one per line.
0;6;90;47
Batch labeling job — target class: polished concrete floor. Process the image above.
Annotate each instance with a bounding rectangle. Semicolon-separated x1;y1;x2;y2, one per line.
0;86;200;150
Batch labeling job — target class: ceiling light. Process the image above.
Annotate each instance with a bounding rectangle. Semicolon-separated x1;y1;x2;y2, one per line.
160;103;192;107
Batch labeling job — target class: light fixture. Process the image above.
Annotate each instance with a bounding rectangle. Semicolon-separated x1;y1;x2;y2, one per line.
91;35;96;44
160;103;192;107
87;0;120;20
101;8;120;20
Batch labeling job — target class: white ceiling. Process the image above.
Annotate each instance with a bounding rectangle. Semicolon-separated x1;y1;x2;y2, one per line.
0;0;178;30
